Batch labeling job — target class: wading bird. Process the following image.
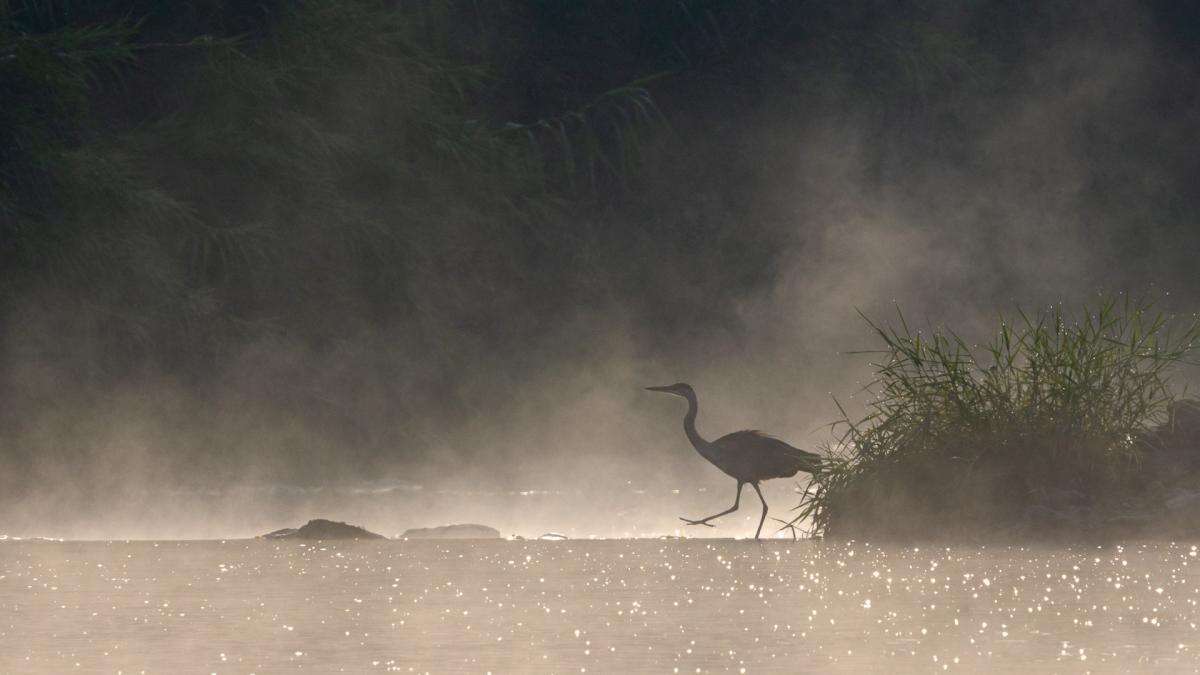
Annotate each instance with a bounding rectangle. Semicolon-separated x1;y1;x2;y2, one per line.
647;383;823;539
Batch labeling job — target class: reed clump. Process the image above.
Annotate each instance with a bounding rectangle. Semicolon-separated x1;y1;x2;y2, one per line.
794;296;1200;541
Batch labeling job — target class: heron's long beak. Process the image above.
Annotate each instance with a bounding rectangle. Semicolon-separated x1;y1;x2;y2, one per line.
645;385;672;393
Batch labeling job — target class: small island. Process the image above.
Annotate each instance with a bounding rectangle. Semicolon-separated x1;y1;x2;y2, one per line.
400;524;501;539
786;297;1200;542
261;519;385;540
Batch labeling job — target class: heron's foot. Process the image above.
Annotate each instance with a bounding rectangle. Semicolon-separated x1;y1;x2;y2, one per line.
678;516;716;527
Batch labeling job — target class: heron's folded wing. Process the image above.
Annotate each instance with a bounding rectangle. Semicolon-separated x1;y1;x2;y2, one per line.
713;430;825;478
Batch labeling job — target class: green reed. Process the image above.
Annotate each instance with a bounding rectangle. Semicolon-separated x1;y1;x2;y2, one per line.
789;295;1200;540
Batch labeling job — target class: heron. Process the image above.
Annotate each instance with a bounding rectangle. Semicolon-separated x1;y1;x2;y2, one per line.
647;382;823;539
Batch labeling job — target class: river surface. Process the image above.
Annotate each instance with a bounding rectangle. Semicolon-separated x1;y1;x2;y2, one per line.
2;538;1199;673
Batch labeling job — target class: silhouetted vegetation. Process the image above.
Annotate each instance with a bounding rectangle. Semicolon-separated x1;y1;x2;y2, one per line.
793;296;1200;540
0;0;1008;473
4;0;1200;494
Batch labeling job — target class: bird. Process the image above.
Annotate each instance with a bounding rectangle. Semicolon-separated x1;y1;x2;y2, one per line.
646;382;824;539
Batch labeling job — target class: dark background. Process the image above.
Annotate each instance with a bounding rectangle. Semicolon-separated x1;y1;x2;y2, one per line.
3;0;1200;538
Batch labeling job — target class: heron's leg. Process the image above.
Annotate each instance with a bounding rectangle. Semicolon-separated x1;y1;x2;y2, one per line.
680;481;744;527
751;482;768;539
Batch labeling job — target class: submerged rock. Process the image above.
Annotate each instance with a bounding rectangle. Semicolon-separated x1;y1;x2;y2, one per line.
400;524;501;539
539;532;568;540
260;519;384;540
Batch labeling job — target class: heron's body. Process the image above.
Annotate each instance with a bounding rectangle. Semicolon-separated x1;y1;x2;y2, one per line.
703;430;823;481
648;382;823;538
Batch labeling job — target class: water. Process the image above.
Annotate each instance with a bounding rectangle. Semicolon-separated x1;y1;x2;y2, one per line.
2;539;1199;673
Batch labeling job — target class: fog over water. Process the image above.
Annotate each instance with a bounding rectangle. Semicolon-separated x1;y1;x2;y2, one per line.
3;1;1200;540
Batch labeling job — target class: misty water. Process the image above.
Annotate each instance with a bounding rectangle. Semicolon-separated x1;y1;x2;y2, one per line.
3;540;1200;673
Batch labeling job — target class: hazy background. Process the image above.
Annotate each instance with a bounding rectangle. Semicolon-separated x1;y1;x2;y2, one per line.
3;0;1200;539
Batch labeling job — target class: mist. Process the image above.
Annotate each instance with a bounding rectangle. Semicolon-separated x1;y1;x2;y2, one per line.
3;0;1200;540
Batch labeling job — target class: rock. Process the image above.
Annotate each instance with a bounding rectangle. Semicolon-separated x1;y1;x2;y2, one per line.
400;524;501;539
539;532;568;540
260;519;384;540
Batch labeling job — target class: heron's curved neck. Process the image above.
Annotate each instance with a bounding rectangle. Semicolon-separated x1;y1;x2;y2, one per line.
683;392;707;450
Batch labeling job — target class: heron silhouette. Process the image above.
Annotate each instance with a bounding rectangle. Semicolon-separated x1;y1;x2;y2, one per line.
647;382;823;539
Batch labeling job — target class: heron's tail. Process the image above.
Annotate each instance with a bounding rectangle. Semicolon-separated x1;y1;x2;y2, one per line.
787;448;826;478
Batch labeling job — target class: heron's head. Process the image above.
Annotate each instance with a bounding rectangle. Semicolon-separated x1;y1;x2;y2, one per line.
645;382;695;399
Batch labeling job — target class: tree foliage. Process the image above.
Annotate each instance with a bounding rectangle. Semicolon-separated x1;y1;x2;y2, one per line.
3;0;1196;477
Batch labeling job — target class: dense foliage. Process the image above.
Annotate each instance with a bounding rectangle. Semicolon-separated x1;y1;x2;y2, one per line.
3;0;1200;490
791;297;1200;540
0;0;1000;460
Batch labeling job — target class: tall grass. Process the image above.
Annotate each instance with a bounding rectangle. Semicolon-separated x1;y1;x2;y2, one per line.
790;296;1200;540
